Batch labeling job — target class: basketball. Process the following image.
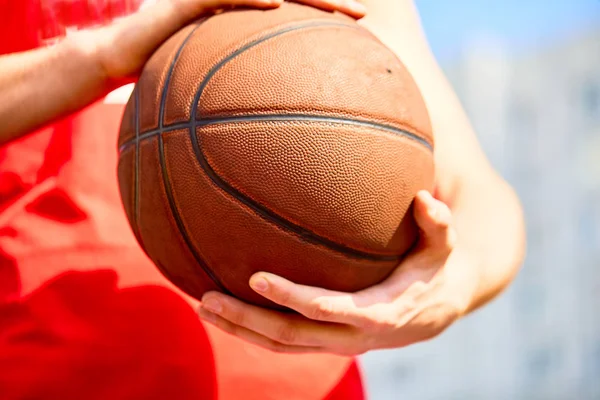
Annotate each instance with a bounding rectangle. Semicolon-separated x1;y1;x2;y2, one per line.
117;2;434;310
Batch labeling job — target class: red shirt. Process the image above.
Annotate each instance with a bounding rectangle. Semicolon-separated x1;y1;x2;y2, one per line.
0;1;363;399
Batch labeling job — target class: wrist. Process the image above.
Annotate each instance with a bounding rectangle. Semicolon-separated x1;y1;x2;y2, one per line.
86;24;134;85
445;246;483;318
84;0;185;85
61;31;114;93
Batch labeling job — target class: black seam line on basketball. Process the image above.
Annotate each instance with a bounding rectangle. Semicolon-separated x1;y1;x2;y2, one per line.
158;22;204;127
156;22;232;294
132;86;143;245
188;21;401;262
188;20;359;120
207;115;431;149
119;115;431;153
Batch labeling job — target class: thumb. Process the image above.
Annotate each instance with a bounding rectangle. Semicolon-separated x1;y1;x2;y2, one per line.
413;190;457;255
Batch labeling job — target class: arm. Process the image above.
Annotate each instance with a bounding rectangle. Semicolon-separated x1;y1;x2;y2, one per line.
0;0;365;146
358;0;525;313
0;0;273;145
196;0;526;355
0;34;107;145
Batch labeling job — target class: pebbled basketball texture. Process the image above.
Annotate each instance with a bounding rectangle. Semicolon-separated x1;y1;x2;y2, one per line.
117;2;435;310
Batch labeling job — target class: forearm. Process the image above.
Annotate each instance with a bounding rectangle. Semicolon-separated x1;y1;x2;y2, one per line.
0;39;108;145
359;0;526;312
0;0;191;145
449;173;526;313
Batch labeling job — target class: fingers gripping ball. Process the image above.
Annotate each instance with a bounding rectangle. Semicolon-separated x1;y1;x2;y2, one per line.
117;2;434;310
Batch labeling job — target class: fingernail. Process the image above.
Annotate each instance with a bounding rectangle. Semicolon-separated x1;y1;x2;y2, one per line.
420;191;437;207
347;1;366;15
202;298;222;314
418;190;435;202
250;277;269;293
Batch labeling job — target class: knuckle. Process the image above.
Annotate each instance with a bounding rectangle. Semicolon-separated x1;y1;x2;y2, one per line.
434;217;451;234
363;316;397;335
228;308;246;327
273;287;292;306
265;340;287;353
418;325;446;343
275;322;297;344
339;345;368;357
215;319;237;336
356;309;397;333
333;335;371;357
350;345;369;357
436;222;451;236
308;299;335;320
438;202;452;219
357;316;379;331
431;204;452;231
333;348;358;357
445;227;458;250
375;316;397;332
423;329;442;341
260;339;283;353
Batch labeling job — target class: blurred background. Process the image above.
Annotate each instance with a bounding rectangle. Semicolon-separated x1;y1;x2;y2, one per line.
360;1;600;399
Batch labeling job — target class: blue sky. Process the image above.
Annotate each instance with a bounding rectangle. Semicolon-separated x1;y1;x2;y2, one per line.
415;0;600;61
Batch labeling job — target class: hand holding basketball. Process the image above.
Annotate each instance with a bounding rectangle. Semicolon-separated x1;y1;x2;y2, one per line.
81;0;365;87
198;191;480;355
173;0;367;20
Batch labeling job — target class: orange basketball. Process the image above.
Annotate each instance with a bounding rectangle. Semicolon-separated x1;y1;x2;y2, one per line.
117;3;434;310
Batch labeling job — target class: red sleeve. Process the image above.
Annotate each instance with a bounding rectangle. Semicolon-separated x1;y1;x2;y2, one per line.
0;0;143;55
